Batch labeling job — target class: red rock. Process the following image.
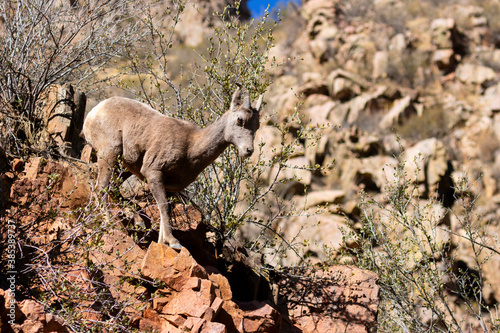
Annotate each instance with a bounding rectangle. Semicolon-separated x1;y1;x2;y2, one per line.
239;301;281;333
63;266;93;293
210;296;224;316
201;321;227;333
183;316;206;332
44;312;67;332
81;309;104;322
162;313;186;327
184;277;201;291
19;300;46;322
80;144;94;163
160;320;183;333
12;158;24;171
19;319;44;333
170;204;203;231
153;297;170;312
0;295;68;332
199;279;215;304
142;243;207;291
208;273;233;301
9;157;90;211
139;308;163;332
162;289;211;318
219;299;244;332
190;262;209;279
23;157;42;180
89;228;148;318
279;265;379;333
202;306;215;321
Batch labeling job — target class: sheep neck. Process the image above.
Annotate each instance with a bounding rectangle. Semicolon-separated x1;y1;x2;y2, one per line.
190;112;230;170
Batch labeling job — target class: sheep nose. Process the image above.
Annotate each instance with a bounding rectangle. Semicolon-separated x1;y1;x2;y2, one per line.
246;148;254;156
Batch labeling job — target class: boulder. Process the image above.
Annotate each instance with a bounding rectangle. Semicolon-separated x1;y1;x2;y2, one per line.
1;289;22;324
279;266;379;333
276;211;346;267
453;5;487;29
238;301;281;333
141;243;208;291
166;1;250;47
482;224;500;304
265;76;299;122
300;189;345;209
137;243;282;333
482;83;500;113
79;144;94;163
300;0;336;23
450;5;488;46
456;63;496;86
379;95;414;129
269;156;312;196
301;101;336;165
301;100;336;127
89;228;149;317
335;33;377;75
339;155;398;194
404;138;448;184
252;126;283;162
430;18;456;49
208;272;234;301
327;69;370;101
120;175;149;199
372;50;389;80
42;84;87;157
432;49;457;72
349;134;382;158
11;157;91;210
345;86;387;125
297;76;329;96
161;288;214;318
0;292;68;332
330;77;361;101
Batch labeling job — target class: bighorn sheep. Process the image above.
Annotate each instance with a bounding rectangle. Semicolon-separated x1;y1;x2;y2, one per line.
82;88;263;249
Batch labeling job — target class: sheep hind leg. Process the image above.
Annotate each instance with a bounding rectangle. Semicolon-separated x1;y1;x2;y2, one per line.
144;170;182;249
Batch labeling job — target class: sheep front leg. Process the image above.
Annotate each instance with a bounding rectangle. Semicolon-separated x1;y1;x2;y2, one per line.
143;170;182;249
96;153;117;220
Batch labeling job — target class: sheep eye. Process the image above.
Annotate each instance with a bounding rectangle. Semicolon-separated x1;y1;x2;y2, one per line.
237;118;244;127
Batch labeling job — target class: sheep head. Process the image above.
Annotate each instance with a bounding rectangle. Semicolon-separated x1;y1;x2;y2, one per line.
226;88;263;158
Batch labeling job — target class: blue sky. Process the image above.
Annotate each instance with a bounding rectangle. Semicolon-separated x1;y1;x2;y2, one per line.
247;0;300;18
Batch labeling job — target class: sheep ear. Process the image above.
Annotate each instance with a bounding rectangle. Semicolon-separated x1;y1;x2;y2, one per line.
231;88;251;110
231;88;242;110
254;94;264;112
243;93;251;109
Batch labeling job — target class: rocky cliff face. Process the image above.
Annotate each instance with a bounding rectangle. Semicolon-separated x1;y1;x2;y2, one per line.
256;0;500;251
161;0;251;47
249;0;500;330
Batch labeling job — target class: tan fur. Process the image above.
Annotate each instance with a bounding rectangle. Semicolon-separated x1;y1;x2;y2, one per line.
82;89;263;248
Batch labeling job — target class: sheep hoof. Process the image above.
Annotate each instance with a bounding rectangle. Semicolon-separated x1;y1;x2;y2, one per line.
170;243;183;250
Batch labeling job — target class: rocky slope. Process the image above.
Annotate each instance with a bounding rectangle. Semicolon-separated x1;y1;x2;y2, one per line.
0;155;378;332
